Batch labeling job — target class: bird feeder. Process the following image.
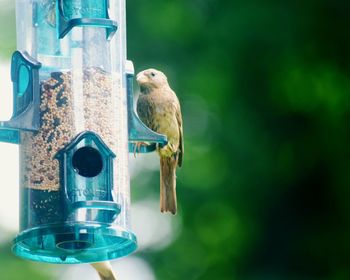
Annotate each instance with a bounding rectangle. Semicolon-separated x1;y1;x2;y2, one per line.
0;0;166;264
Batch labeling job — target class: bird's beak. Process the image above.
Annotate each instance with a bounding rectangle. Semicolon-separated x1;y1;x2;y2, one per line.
136;72;148;84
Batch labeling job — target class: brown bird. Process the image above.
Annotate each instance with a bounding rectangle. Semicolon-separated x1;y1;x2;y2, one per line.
136;69;184;214
91;262;117;280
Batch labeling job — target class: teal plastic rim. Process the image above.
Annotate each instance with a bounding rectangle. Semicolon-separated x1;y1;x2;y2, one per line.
57;0;118;40
12;222;137;264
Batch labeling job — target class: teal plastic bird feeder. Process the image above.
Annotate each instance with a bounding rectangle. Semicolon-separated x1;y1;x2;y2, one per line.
0;0;166;264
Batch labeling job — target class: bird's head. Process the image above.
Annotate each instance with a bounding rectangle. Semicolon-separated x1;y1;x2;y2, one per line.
136;69;168;93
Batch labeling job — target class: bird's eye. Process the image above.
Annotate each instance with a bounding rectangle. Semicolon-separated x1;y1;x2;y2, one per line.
150;72;156;77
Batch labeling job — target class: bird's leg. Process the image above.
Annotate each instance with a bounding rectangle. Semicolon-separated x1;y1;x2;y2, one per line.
133;142;149;157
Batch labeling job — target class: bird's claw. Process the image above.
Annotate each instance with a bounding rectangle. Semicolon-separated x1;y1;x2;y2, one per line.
133;142;149;157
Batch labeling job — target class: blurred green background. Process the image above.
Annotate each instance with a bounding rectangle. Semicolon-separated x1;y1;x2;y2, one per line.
2;0;350;279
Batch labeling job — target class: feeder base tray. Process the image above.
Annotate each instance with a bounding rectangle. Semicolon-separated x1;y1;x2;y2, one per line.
12;222;137;264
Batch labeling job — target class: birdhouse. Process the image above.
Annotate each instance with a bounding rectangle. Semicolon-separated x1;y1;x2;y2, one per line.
0;0;166;264
55;131;119;225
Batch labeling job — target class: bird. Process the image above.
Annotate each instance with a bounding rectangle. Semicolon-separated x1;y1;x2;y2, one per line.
91;262;117;280
136;69;184;214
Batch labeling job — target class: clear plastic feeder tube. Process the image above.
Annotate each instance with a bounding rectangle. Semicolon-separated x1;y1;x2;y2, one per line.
10;0;136;264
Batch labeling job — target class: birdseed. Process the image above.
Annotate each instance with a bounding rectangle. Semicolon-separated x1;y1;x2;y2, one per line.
20;67;122;191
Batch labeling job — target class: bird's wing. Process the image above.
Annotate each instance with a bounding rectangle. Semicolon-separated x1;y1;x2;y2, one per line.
176;102;184;167
137;94;154;129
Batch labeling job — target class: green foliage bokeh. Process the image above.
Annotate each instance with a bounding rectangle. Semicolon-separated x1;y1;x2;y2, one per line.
128;1;350;279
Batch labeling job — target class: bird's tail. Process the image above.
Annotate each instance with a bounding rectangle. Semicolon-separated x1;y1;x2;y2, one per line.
91;262;117;280
160;156;177;214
